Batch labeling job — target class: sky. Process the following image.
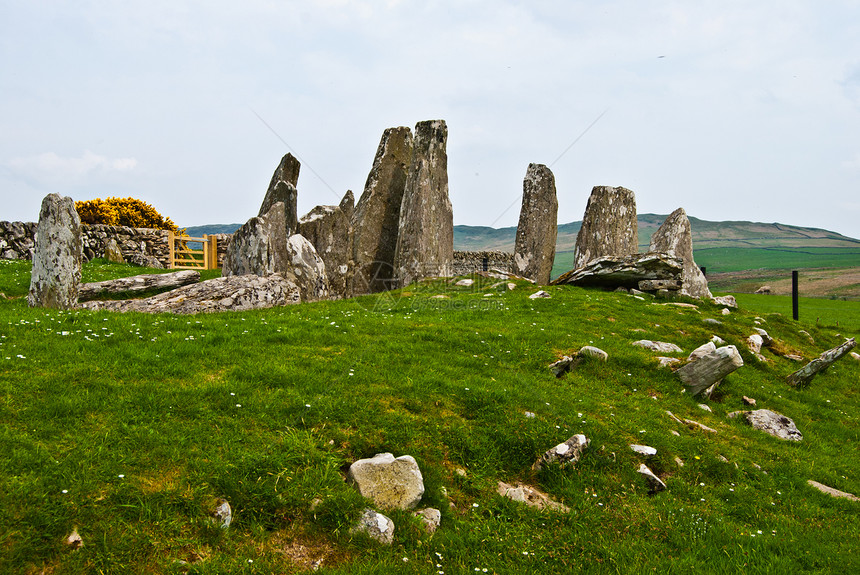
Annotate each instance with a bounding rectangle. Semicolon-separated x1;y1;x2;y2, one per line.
2;0;859;239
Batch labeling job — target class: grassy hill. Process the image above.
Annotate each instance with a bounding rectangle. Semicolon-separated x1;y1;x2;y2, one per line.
1;259;858;573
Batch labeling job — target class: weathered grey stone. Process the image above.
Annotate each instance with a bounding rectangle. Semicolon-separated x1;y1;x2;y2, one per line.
222;202;288;277
748;334;764;354
573;185;638;269
347;453;425;510
394;120;453;287
413;508;441;533
64;527;84;549
549;355;575;377
677;345;744;395
28;194;82;310
578;346;608;361
212;498;232;529
552;253;683;290
688;341;717;361
632;340;683;354
657;356;681;368
648;208;712;298
78;270;200;301
755;285;772;295
80;273;301;314
712;295;738;308
807;480;859;502
286;234;329;302
637;464;667;493
513;163;558;285
743;396;757;406
734;409;803;441
260;153;300;234
638;279;682;291
298;190;354;298
753;328;773;346
529;290;551;299
533;434;588;471
786;338;856;387
352;508;394;544
630;444;657;456
104;238;124;263
497;481;570;513
352;127;413;295
128;253;164;269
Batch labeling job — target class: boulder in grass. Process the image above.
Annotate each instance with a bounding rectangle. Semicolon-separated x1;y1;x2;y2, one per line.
347;453;425;510
729;409;803;441
413;508;441;533
677;345;744;396
637;464;667;493
352;509;394;544
632;340;683;354
497;481;570;513
533;434;589;471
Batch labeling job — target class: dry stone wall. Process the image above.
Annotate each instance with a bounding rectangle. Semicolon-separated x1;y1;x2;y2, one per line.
452;251;515;276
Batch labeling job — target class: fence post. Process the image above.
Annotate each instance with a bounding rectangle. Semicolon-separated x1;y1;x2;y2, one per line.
792;270;799;321
209;236;218;270
168;231;175;269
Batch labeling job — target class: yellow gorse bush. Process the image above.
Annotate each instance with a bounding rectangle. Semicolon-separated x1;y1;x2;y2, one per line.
75;197;178;232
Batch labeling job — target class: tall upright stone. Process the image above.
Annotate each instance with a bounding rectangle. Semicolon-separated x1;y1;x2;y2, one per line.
573;186;638;269
28;194;82;309
259;153;300;235
222;202;289;277
394;120;453;287
514;164;558;285
352;127;413;295
649;208;712;299
298;190;354;298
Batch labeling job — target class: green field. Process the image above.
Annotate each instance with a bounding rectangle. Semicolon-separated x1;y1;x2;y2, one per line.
1;260;858;573
693;247;860;274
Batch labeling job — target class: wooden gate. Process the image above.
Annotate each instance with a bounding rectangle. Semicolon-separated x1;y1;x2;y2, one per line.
168;231;219;270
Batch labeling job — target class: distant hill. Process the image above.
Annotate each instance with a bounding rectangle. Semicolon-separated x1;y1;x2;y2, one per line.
186;216;860;278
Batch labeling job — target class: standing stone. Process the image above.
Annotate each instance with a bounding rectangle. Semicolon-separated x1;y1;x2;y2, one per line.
573;186;638;269
394;120;453;287
514;164;558;285
28;194;82;309
298;190;354;298
286;234;329;302
352;127;413;295
104;238;124;263
259;153;301;235
222;202;288;277
649;208;712;298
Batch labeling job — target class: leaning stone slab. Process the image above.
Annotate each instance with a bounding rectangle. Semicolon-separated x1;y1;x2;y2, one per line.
260;153;300;235
222;202;289;277
28;193;82;310
533;434;588;471
573;185;638;269
688;341;716;361
513;163;558;285
552;252;683;290
676;345;743;396
632;340;683;354
413;508;441;533
287;234;329;302
497;481;570;513
648;208;712;298
78;270;200;301
79;273;300;314
298;190;354;299
637;464;667;493
347;453;425;510
352;508;394;544
786;338;856;388
807;480;859;502
729;409;803;441
549;355;575;377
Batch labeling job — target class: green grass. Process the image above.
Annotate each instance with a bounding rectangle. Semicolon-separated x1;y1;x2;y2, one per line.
1;261;858;573
693;247;860;274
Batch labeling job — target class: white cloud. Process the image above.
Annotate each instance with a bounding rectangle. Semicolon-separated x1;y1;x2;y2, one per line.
7;151;137;184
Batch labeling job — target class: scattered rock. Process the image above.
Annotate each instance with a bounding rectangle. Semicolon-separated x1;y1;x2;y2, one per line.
703;318;722;326
747;334;764;354
721;308;731;315
552;252;683;291
851;352;860;361
352;508;394;544
698;404;712;412
753;328;773;346
807;480;859;502
637;464;667;493
352;126;413;295
80;273;301;314
674;456;684;466
688;341;717;361
455;278;474;287
514;163;558;285
742;396;757;407
347;453;425;510
573;185;638;269
799;330;814;343
578;346;608;361
711;335;726;345
533;434;589;471
524;411;536;418
549;356;575;377
656;356;681;368
731;409;803;441
529;290;551;299
785;354;804;362
28;193;82;310
712;295;738;308
413;508;441;533
684;419;717;433
786;338;856;388
64;527;84;549
212;498;232;529
497;481;570;513
629;444;657;456
632;340;683;353
676;345;744;396
507;282;517;291
394;120;453;287
648;207;712;298
754;285;772;295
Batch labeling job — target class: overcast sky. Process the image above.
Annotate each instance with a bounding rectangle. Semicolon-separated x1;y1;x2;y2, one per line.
2;1;859;239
